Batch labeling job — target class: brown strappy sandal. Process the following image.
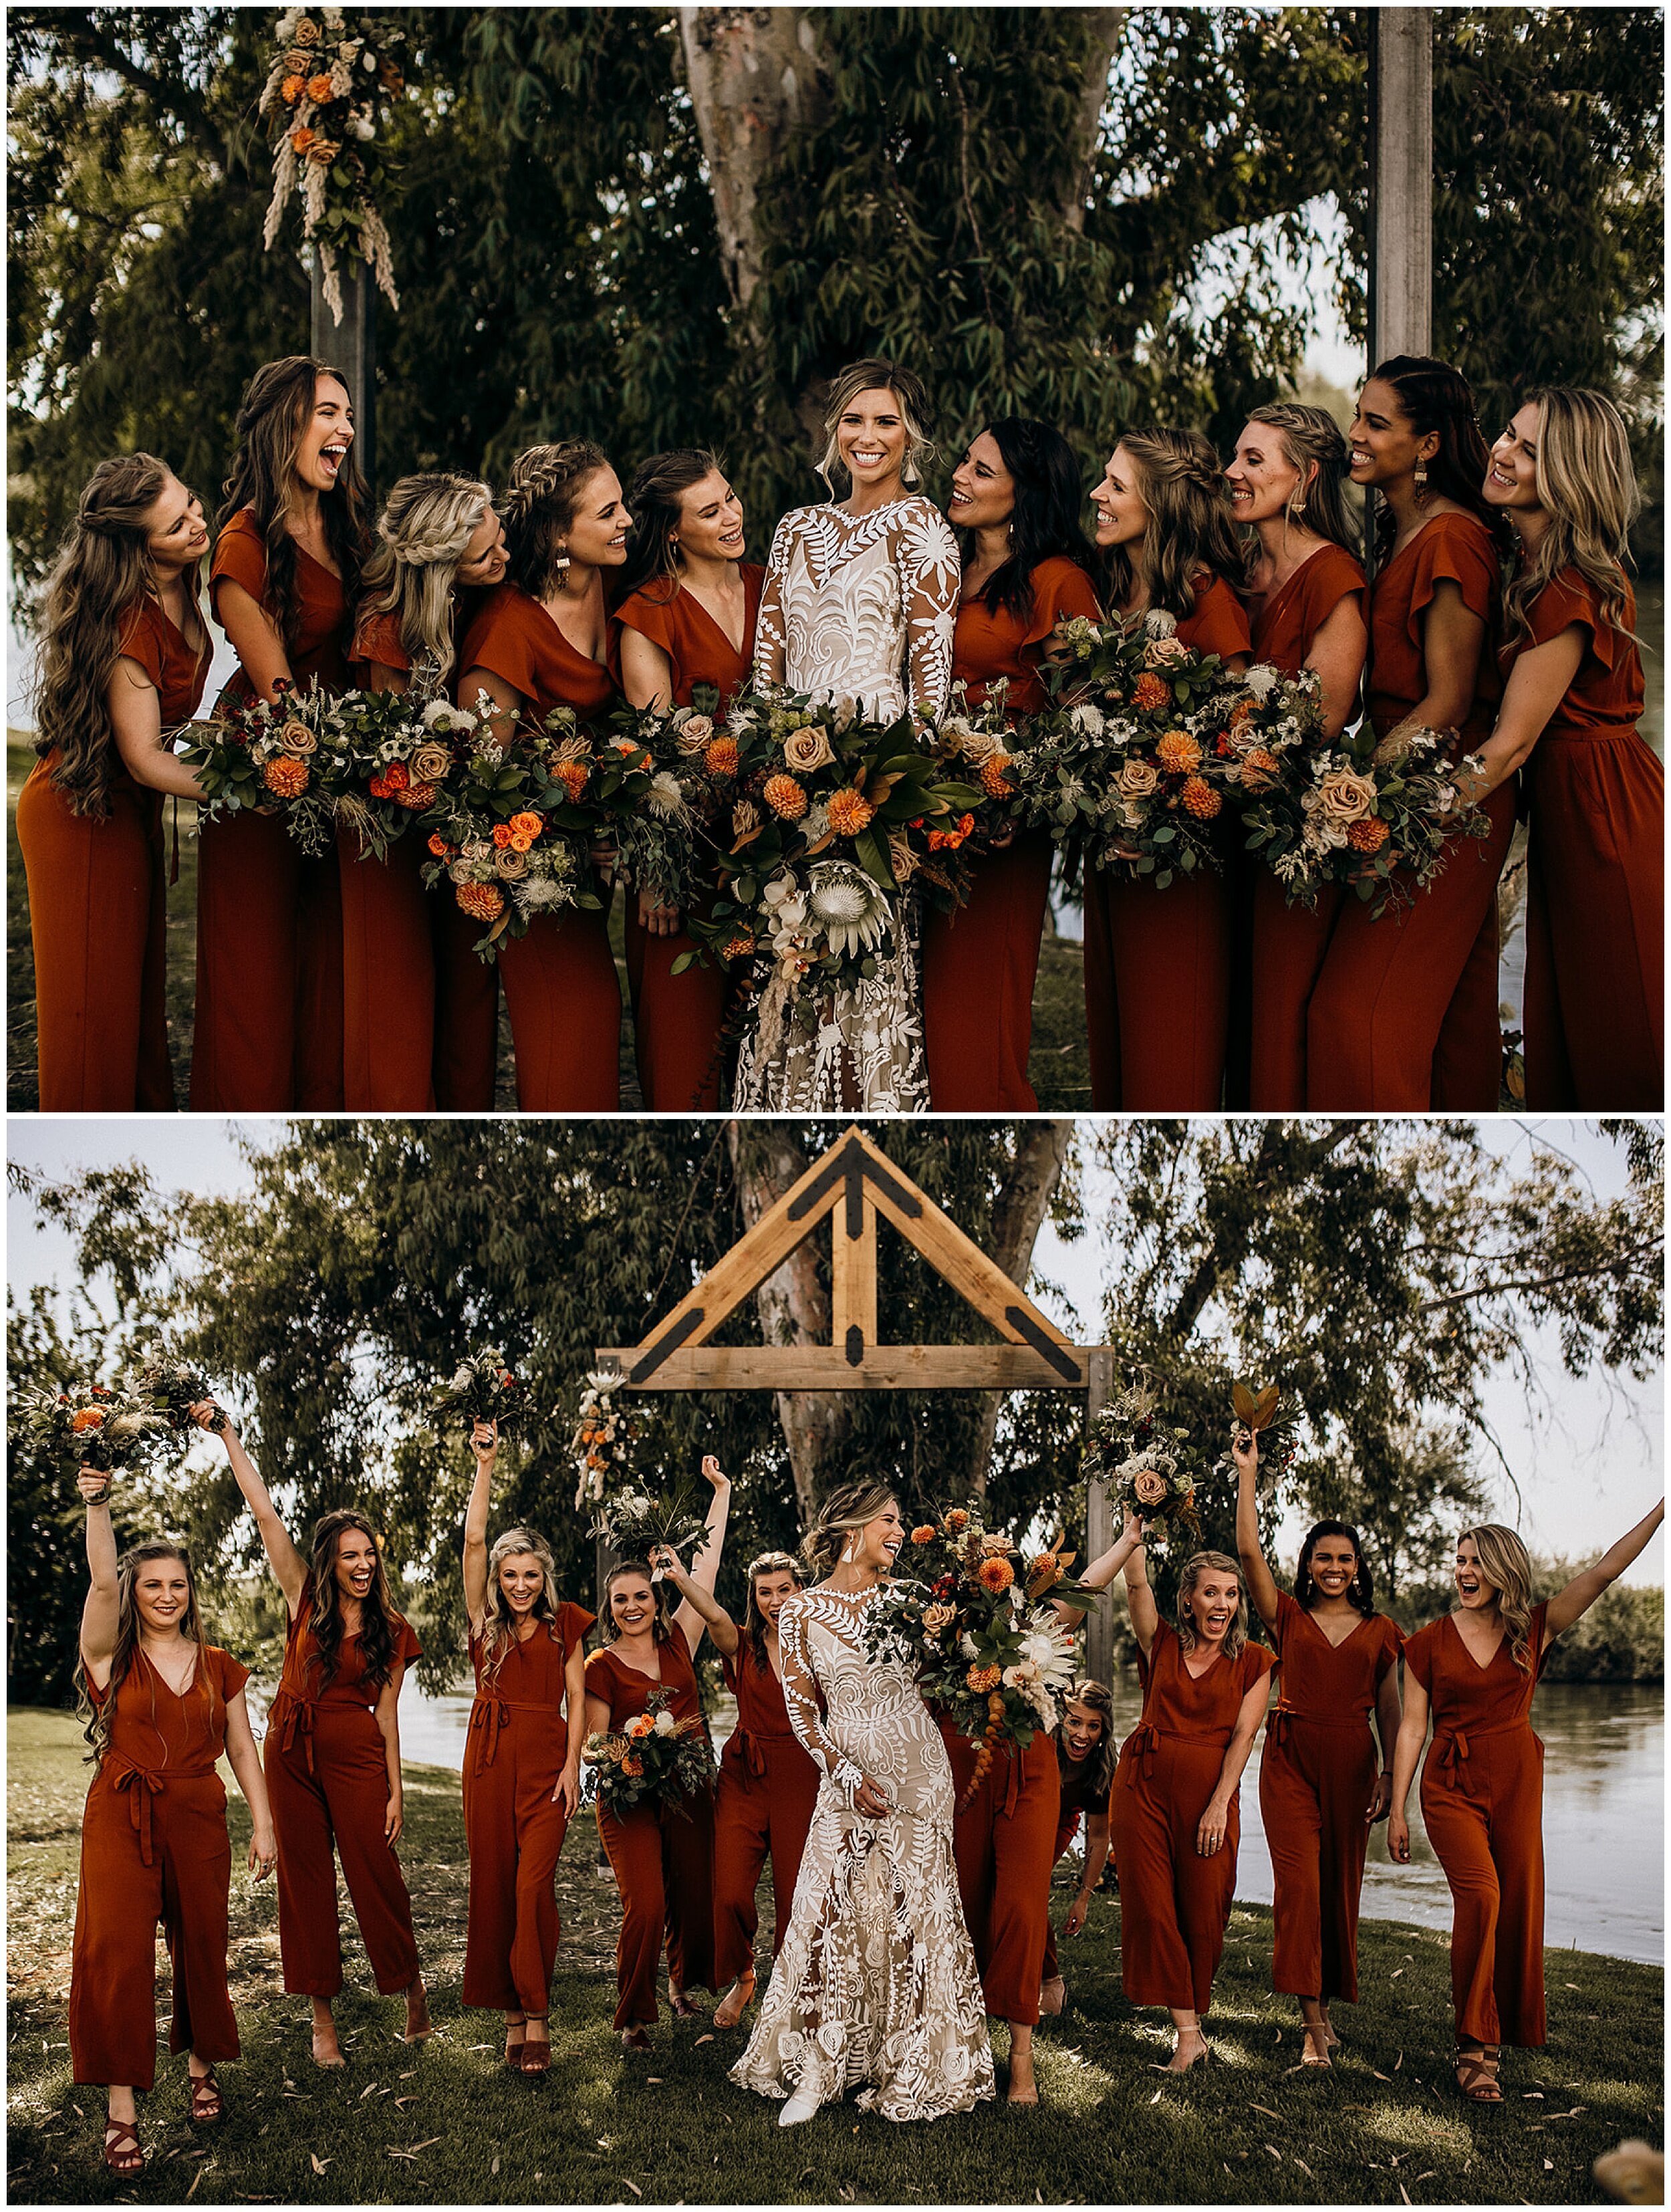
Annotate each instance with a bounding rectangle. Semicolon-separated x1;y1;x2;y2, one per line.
1454;2044;1503;2102
103;2118;144;2174
188;2068;223;2125
503;2012;527;2070
714;1969;756;2030
520;2015;551;2076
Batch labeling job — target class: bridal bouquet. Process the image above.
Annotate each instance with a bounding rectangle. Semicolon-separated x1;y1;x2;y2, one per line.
179;681;358;856
418;715;599;959
1241;719;1492;918
1083;1381;1210;1558
864;1505;1098;1807
15;1380;174;1481
430;1346;529;1439
582;1685;713;1817
131;1347;229;1437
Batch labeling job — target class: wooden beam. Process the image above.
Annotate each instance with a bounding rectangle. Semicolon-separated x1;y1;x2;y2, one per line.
1083;1347;1116;1687
595;1344;1096;1392
830;1193;878;1364
1368;9;1432;368
311;255;377;502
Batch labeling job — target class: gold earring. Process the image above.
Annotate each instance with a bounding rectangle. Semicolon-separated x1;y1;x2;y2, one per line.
1413;461;1430;508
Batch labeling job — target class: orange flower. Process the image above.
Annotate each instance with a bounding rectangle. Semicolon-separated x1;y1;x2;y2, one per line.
977;1556;1015;1594
261;755;310;798
384;759;410;791
626;1714;656;1741
1347;814;1390;852
1229;698;1255;727
1180;775;1221;820
1154;729;1202;775
281;74;306;104
1239;747;1281;788
622;1755;644;1777
394;783;435;810
306;72;335;102
1132;671;1170;712
722;933;757;960
289;126;316;155
368;774;390;798
455;881;505;922
762;773;808;821
910;1525;938;1546
966;1663;1002;1693
944;1509;969;1532
72;1408;106;1432
552;759;590;802
825;787;874;837
979;753;1015;800
492;824;515;849
703;735;740;777
509;811;543;842
509;830;535;854
427;833;453;859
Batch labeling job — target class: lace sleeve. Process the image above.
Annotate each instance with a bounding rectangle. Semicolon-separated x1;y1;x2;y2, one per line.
896;499;960;719
753;513;795;689
778;1594;864;1800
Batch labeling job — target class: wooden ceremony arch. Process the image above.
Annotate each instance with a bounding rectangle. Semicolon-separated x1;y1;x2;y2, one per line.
596;1124;1120;1681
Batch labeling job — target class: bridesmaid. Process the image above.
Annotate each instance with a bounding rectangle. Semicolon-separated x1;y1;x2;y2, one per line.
1390;1503;1664;2100
459;1419;593;2074
194;1405;429;2067
1037;1678;1117;2018
18;454;211;1108
923;418;1102;1108
456;441;630;1110
346;471;510;1111
192;355;367;1110
70;1471;275;2175
1306;356;1515;1110
1233;1429;1402;2065
1466;386;1661;1106
1084;426;1253;1110
1224;406;1369;1108
616;449;763;1110
583;1457;732;2049
1107;1522;1275;2070
708;1550;820;2033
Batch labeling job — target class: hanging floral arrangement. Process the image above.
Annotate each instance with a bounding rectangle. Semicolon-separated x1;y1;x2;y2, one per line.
259;7;406;322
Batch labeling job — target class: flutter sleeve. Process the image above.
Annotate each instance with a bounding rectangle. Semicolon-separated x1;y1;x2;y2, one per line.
753;514;795;689
777;1594;865;1805
897;499;960;718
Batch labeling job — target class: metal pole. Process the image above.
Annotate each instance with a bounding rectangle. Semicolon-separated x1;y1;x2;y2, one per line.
1083;1347;1115;1686
310;255;377;503
1368;9;1433;370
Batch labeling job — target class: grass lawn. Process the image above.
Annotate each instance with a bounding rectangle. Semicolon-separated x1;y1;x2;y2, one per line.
6;1707;1660;2206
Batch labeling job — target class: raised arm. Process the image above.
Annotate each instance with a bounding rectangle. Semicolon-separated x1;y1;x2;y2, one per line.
1197;1671;1271;1858
652;1544;739;1661
1119;1517;1161;1660
1543;1499;1665;1646
191;1401;307;1615
752;517;791;689
900;503;960;719
1386;1668;1430;1866
669;1455;732;1654
1051;1516;1145;1628
1233;1430;1281;1631
461;1419;498;1633
78;1469;123;1686
223;1689;278;1879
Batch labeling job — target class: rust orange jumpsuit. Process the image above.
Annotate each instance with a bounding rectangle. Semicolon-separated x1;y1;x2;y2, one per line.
1505;570;1662;1108
1108;1622;1275;2013
1261;1590;1402;2004
70;1645;249;2088
457;582;622;1110
1243;543;1368;1108
191;510;348;1109
263;1579;422;1997
1403;1601;1555;2048
586;1622;718;2029
1305;511;1513;1110
340;607;501;1111
461;1601;595;2016
711;1641;821;1985
1083;573;1253;1108
18;594;207;1110
921;556;1103;1110
1039;1749;1115;1988
614;567;762;1110
939;1722;1062;2025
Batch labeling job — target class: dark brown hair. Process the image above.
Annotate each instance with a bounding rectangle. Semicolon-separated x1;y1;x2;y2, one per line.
619;448;726;605
1293;1521;1376;1616
306;1509;399;1692
1366;355;1510;564
600;1560;674;1644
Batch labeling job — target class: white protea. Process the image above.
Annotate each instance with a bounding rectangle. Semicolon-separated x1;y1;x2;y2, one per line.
1245;663;1279;704
1144;607;1178;639
1069;703;1106;739
805;861;892;961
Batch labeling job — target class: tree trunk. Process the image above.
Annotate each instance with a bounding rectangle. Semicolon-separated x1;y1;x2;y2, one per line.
1061;9;1127;232
958;1122;1074;1497
678;7;827;315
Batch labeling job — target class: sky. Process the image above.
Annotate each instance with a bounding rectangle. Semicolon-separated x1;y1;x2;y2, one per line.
9;1113;1663;1588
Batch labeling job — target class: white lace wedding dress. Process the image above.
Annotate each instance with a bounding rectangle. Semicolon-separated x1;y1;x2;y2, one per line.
733;497;960;1113
730;1584;995;2123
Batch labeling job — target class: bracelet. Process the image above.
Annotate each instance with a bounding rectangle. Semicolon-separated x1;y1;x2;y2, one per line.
84;1483;112;1507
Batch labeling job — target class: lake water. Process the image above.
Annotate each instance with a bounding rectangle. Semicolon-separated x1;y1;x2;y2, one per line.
400;1675;1664;1967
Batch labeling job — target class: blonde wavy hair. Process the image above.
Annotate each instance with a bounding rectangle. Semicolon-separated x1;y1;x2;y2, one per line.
503;440;610;600
1501;388;1642;651
1456;1523;1537;1673
1174;1550;1250;1661
358;473;494;690
1105;425;1251;621
801;1481;898;1578
475;1525;568;1690
816;358;936;495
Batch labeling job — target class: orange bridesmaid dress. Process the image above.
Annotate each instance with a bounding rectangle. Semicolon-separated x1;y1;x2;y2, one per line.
190;511;348;1108
921;556;1102;1109
461;1602;595;2016
1507;570;1662;1107
457;582;622;1110
1108;1622;1275;2013
586;1622;717;2030
1244;544;1368;1108
940;1722;1063;2026
1039;1753;1114;1988
711;1642;821;1985
614;566;762;1110
1402;1602;1556;2048
342;609;501;1110
263;1580;422;1997
1083;574;1253;1108
1305;511;1513;1109
70;1646;249;2087
18;595;207;1109
1261;1590;1401;2004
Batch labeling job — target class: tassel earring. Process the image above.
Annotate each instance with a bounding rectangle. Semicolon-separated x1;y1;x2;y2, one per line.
1413;460;1430;508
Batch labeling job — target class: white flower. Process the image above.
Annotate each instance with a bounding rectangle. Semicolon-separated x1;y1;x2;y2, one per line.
420;697;452;728
1144;607;1178;639
450;1364;473;1391
645;769;686;820
652;1709;676;1736
1069;703;1106;739
516;876;573;912
959;1632;978;1661
1245;664;1278;704
805;860;892;960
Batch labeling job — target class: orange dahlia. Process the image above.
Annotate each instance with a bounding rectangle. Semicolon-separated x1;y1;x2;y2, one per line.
1347;814;1390;852
72;1407;106;1432
911;1525;938;1546
394;783;435;810
763;773;809;820
1240;747;1281;787
967;1664;1002;1693
979;753;1015;800
306;72;334;102
281;73;306;104
552;759;590;802
825;787;874;836
1154;729;1202;775
703;735;740;777
261;755;309;797
289;126;316;155
1180;775;1221;820
1132;671;1170;712
977;1556;1015;1594
944;1509;970;1532
455;881;505;922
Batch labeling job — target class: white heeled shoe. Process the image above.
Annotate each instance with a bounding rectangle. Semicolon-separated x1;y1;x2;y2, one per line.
779;2084;822;2128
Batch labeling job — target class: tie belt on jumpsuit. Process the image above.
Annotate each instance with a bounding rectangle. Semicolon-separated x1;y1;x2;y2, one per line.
467;1695;567;1776
269;1688;376;1776
106;1754;217;1867
1122;1721;1233;1788
727;1725;801;1782
1430;1721;1531;1790
1265;1703;1374;1750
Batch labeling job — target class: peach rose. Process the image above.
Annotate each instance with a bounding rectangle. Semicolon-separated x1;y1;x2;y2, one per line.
1116;758;1159;802
1316;767;1377;826
277;719;317;757
410;742;452;786
1132;1468;1170;1506
783;727;836;775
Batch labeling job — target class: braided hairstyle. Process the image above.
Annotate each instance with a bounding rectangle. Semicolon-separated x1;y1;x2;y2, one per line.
503;441;610;600
800;1481;899;1579
1242;403;1361;557
956;418;1100;624
1105;426;1250;620
619;449;727;606
1364;356;1509;562
358;473;495;688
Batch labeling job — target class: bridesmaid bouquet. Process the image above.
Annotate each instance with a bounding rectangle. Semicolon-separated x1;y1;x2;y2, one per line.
417;717;600;960
131;1346;229;1437
15;1380;174;1481
582;1686;713;1817
1083;1381;1208;1558
430;1345;529;1439
179;682;356;856
928;680;1031;853
569;1372;713;1572
1227;1378;1299;1480
540;705;704;910
333;691;490;861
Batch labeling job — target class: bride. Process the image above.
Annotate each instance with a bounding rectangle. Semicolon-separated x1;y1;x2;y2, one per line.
730;1482;995;2124
736;359;960;1113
